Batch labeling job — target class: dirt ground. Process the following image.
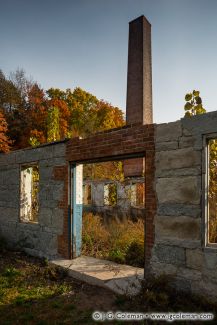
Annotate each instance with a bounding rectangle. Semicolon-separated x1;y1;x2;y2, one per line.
0;247;217;325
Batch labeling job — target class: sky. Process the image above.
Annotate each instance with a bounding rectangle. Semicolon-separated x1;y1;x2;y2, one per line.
0;0;217;123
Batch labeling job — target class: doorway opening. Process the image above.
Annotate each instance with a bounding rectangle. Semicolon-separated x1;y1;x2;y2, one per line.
73;156;146;268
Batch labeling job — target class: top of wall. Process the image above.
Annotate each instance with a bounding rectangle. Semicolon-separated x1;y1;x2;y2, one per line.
0;140;66;166
156;110;217;139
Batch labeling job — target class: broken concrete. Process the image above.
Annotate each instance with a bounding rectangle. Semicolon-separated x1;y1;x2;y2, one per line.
50;256;144;296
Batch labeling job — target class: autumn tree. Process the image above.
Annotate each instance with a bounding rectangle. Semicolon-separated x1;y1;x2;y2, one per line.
1;68;125;151
47;98;70;139
9;68;33;103
67;87;98;137
95;100;124;131
47;106;60;142
6;81;48;149
0;70;23;113
46;87;125;139
27;83;48;146
0;111;12;152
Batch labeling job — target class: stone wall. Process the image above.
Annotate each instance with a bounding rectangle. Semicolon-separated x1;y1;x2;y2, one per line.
83;178;145;222
2;110;217;300
151;111;217;301
0;141;67;258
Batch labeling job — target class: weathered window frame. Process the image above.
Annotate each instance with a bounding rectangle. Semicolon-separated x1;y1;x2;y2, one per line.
204;134;217;248
19;163;39;224
103;182;117;206
130;181;145;208
83;183;92;205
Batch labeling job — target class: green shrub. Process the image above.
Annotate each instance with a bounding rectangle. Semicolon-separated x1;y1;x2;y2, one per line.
108;249;125;264
125;241;144;267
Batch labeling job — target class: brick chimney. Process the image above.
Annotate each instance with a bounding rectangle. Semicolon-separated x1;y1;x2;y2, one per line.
126;15;152;125
124;15;152;177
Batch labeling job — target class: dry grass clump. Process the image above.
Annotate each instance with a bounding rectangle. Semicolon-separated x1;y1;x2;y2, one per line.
82;213;144;267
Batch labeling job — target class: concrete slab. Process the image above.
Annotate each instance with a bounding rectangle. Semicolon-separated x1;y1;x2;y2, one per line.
50;256;144;296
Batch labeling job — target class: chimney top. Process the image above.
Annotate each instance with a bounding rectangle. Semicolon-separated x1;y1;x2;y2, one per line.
129;15;151;26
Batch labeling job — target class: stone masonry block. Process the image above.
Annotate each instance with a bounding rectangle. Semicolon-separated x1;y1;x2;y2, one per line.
155;141;178;151
0;152;17;166
0;207;19;222
155;216;201;241
52;183;64;201
186;249;203;270
15;146;54;164
40;200;59;208
40;157;66;167
177;267;202;282
156;148;201;174
182;111;217;136
39;208;52;227
0;189;19;203
155;238;201;249
157;203;201;218
51;211;64;234
179;136;195;148
2;168;20;185
39;166;54;180
156;176;201;204
156;167;201;178
204;251;217;270
156;121;182;143
39;233;57;256
53;143;66;157
154;244;185;266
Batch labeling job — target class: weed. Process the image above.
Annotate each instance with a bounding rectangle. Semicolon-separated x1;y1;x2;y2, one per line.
41;258;49;267
64;303;76;311
43;266;58;281
125;241;144;267
36;321;49;325
3;267;21;278
51;300;61;309
108;249;125;264
14;295;28;306
20;312;34;321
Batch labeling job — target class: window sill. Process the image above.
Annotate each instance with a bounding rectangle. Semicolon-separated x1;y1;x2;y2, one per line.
204;245;217;253
19;220;39;225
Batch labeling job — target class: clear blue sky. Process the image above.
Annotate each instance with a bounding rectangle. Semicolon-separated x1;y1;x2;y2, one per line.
0;0;216;123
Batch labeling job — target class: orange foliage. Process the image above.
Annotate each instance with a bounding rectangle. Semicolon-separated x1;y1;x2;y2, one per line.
30;129;46;144
1;71;125;149
0;111;12;152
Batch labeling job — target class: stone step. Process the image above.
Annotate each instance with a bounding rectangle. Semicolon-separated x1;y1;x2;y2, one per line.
50;256;144;296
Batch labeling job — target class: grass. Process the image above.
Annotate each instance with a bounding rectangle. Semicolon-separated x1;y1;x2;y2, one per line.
82;213;144;267
1;242;217;324
0;247;117;324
